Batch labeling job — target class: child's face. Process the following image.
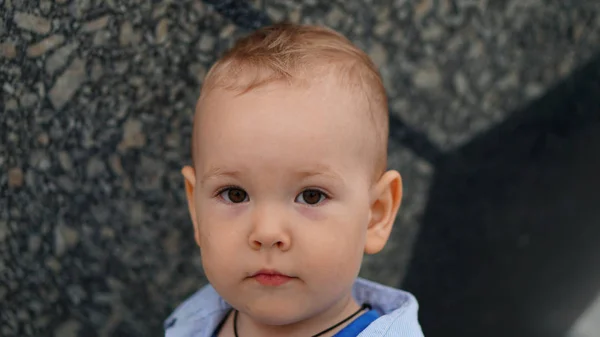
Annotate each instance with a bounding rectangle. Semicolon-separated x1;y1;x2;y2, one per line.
184;77;388;325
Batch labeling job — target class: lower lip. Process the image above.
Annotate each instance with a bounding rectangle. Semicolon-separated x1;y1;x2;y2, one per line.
253;274;293;286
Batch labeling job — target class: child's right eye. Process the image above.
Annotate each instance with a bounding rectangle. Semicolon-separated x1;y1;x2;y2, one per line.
218;187;249;203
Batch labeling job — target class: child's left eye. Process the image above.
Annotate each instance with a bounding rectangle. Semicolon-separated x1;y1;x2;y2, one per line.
295;189;327;205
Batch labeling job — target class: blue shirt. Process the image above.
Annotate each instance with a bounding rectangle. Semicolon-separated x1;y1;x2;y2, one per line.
164;277;424;337
210;309;379;337
333;309;379;336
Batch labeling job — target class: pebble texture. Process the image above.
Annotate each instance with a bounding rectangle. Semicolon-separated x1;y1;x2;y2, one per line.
2;0;600;336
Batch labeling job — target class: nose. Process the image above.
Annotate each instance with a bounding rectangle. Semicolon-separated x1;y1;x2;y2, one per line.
248;203;291;251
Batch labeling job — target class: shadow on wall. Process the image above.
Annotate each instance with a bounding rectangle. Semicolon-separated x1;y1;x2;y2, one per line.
401;53;600;337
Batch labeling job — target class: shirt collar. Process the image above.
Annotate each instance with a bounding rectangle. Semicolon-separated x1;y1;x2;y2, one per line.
164;277;413;337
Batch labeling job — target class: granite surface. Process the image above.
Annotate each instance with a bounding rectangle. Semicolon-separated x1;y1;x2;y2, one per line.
2;0;600;336
403;55;600;337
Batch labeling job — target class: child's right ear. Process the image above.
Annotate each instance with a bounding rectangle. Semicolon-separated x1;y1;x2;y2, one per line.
181;166;202;248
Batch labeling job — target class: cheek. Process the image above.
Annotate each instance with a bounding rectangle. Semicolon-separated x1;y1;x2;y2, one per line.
197;199;247;236
299;215;367;278
297;206;327;222
197;211;246;275
199;220;243;254
200;228;243;289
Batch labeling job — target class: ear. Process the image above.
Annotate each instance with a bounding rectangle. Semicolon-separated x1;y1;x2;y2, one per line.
182;165;202;248
364;170;403;255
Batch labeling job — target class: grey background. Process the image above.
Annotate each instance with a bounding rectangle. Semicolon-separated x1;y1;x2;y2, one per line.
2;0;600;336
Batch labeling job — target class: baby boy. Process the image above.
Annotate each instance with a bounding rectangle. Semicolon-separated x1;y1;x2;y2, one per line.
164;22;424;337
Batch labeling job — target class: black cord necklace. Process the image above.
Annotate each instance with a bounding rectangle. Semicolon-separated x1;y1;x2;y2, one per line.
233;303;371;337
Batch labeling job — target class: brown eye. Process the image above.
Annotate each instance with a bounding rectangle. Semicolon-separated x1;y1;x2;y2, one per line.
220;188;248;203
296;189;326;205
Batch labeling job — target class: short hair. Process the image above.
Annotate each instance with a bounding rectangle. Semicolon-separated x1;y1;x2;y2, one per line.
193;22;389;178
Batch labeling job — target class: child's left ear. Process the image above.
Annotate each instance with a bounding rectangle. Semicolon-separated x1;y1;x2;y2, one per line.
365;170;403;255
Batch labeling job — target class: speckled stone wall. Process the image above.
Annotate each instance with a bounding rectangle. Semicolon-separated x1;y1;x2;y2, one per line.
2;1;600;336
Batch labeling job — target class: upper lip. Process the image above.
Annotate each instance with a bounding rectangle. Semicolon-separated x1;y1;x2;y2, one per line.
251;269;292;277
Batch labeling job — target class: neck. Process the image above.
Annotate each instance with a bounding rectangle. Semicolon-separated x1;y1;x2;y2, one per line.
235;295;361;337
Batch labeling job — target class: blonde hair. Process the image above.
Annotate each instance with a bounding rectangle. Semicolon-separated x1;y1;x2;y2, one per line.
193;22;389;177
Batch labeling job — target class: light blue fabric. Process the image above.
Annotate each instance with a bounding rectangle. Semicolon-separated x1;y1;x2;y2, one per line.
164;277;424;337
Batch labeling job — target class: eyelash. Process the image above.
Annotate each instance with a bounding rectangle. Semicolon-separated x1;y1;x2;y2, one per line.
214;185;243;200
214;186;330;205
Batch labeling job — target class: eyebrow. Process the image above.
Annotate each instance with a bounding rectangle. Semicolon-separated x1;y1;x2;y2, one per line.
293;167;345;184
200;167;243;184
200;165;345;185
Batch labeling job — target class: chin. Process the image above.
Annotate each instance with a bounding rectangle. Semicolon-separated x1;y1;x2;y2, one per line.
246;304;309;326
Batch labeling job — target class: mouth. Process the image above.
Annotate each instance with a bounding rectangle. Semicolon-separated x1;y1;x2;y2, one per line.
250;269;295;287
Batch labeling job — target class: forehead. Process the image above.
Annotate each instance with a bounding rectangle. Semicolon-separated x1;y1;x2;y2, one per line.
194;78;372;176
